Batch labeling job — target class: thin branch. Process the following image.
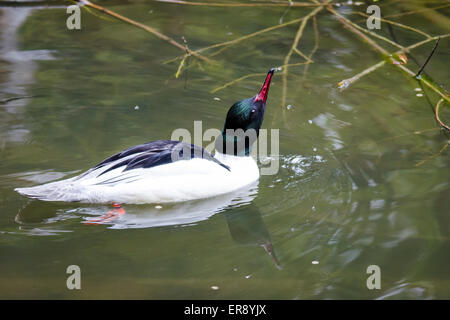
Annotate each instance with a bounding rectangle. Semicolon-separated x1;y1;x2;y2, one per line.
383;3;450;19
282;5;324;91
338;60;386;90
175;54;189;79
376;128;440;143
302;14;319;81
156;0;324;7
353;11;432;39
328;5;449;102
281;17;311;108
279;1;293;24
202;16;308;56
415;37;440;78
211;61;311;94
78;0;212;64
435;98;450;131
174;36;191;78
293;47;313;63
278;2;327;127
0;95;37;104
79;1;117;22
415;140;449;167
330;7;407;52
404;33;449;52
211;73;266;94
392;1;450;30
0;0;69;7
165;15;309;64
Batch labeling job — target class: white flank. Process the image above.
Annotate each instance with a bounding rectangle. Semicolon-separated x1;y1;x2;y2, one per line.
15;152;260;204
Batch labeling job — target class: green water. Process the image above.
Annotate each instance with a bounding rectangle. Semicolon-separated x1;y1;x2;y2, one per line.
0;1;449;299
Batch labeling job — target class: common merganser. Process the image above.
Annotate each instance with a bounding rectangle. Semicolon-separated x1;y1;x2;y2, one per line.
15;68;275;204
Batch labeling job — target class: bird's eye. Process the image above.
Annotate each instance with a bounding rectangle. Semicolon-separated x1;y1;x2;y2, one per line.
251;109;256;113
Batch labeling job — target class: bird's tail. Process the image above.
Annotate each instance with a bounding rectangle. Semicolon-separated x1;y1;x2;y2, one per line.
15;177;84;202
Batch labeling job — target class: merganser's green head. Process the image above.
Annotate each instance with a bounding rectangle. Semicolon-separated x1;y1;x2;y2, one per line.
216;68;275;156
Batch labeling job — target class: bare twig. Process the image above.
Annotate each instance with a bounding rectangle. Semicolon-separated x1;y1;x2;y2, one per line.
376;128;441;143
302;14;319;81
164;15;309;64
277;2;327;127
330;7;407;51
156;0;323;7
281;17;310;109
415;140;449;167
415;37;440;78
383;3;450;19
435;98;450;131
175;54;189;79
353;11;432;39
211;73;266;94
175;36;191;78
0;0;68;7
211;61;311;94
328;6;449;102
404;34;449;52
0;95;37;104
293;47;313;63
338;61;386;90
340;34;449;90
279;1;294;24
281;4;325;100
394;1;450;30
78;0;212;64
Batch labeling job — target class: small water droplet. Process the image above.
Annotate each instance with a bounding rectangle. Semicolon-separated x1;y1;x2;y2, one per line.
313;147;317;152
233;268;238;272
416;93;423;97
414;88;422;92
308;119;313;124
286;104;292;110
211;286;219;290
245;275;251;279
312;206;316;211
134;105;139;110
227;32;233;36
213;97;221;101
155;205;162;209
312;260;319;265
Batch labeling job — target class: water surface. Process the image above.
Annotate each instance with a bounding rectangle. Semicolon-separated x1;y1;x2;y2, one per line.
0;0;449;299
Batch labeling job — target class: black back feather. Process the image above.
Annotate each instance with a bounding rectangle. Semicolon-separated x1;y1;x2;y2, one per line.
93;140;230;177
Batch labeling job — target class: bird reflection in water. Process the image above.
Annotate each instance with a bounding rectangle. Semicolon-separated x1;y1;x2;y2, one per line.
224;205;281;270
16;182;281;269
